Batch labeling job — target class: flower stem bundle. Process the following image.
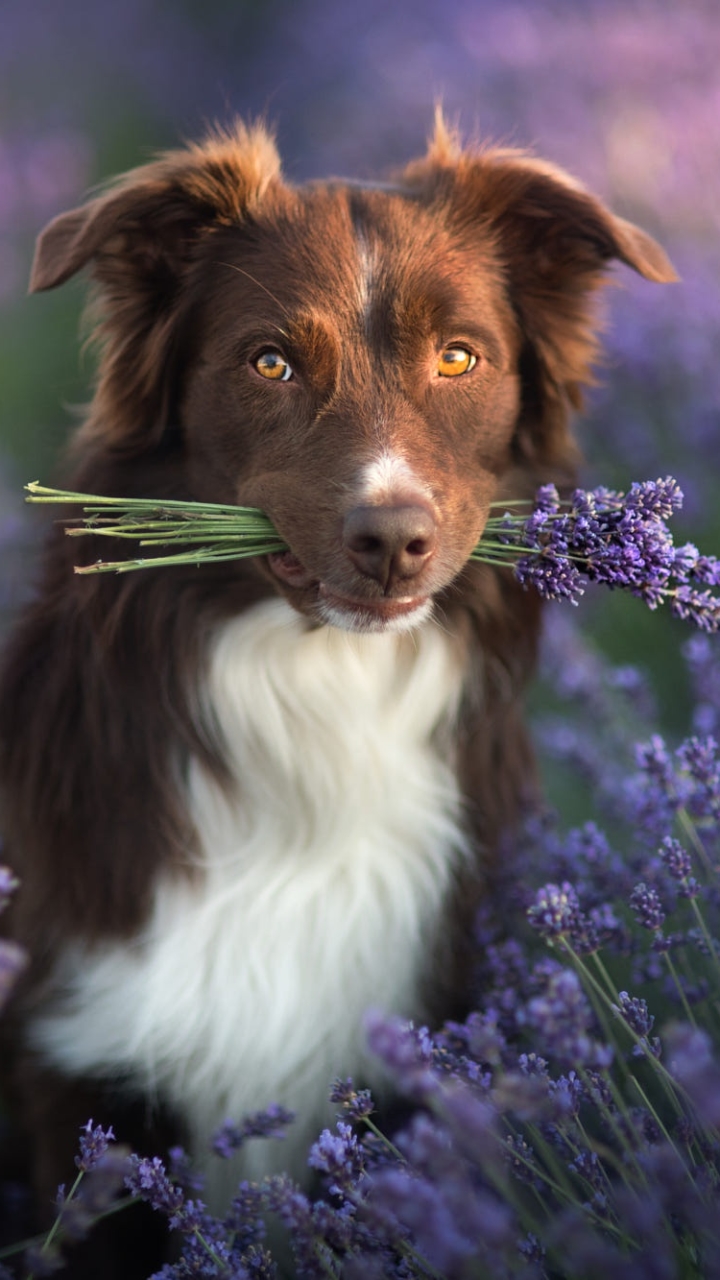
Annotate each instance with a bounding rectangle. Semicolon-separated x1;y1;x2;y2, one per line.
24;476;720;631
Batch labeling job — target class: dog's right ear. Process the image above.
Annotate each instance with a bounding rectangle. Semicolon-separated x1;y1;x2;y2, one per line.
29;122;282;450
30;120;281;293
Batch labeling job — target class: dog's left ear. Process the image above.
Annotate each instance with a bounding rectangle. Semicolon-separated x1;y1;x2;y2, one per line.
404;123;677;419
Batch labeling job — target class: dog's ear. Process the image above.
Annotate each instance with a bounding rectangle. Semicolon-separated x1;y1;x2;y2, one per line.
30;121;281;293
404;121;676;464
29;122;282;451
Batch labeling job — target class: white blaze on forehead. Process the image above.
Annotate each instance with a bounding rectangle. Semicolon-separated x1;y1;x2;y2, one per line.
359;450;434;505
356;228;378;322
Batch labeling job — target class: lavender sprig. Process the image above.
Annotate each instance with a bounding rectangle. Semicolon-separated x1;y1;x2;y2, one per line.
24;478;720;631
474;477;720;631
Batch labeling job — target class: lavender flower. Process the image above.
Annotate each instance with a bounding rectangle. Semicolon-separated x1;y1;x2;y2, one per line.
683;636;720;737
504;1134;540;1186
74;1148;132;1217
664;1023;720;1128
329;1078;375;1121
364;1011;438;1099
75;1119;115;1172
527;882;583;941
657;837;699;898
612;992;654;1039
22;1243;64;1276
124;1154;184;1218
212;1106;295;1158
525;967;613;1068
475;477;720;631
629;883;666;932
308;1122;363;1195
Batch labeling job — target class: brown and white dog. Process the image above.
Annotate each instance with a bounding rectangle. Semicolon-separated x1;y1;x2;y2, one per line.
0;118;674;1273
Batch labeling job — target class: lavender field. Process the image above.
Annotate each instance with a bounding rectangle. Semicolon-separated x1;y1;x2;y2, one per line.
2;0;720;1275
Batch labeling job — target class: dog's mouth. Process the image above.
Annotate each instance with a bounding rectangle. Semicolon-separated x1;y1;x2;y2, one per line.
266;550;315;590
266;550;431;633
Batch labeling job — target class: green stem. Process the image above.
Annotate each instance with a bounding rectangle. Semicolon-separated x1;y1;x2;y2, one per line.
663;949;698;1028
676;810;716;879
630;1076;698;1176
40;1168;84;1253
361;1116;406;1164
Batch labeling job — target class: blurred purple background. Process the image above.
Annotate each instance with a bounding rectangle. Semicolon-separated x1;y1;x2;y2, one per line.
0;0;718;707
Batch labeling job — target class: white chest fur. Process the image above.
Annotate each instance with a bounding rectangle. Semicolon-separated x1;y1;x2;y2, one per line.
31;599;470;1204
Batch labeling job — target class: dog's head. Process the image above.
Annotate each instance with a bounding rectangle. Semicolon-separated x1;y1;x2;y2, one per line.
31;119;675;633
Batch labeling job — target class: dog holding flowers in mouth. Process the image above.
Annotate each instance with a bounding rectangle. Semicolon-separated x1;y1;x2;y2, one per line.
0;115;674;1274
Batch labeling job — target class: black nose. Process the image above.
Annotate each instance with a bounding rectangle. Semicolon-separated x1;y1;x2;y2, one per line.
342;503;437;589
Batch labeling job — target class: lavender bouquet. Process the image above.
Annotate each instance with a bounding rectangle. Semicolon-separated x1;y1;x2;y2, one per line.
24;476;720;632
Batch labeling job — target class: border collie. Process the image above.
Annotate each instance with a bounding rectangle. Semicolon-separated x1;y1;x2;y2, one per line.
0;116;675;1274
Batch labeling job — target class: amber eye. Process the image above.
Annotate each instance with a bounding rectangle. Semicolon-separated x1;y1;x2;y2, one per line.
253;350;293;381
437;346;477;377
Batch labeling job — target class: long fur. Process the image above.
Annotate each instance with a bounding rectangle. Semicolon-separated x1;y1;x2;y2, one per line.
29;600;469;1205
0;117;675;1275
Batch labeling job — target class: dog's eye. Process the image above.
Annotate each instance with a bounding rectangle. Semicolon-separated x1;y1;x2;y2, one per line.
437;346;477;377
253;350;293;382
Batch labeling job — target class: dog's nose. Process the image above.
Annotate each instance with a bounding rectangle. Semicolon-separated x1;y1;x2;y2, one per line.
343;503;437;588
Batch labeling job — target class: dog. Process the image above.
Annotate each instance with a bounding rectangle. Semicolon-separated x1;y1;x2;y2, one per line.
0;116;675;1275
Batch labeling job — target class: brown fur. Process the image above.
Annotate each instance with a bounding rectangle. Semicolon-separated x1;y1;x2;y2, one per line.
0;118;675;1274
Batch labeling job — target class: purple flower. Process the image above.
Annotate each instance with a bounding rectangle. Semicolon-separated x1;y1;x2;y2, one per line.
264;1174;336;1277
534;484;561;515
514;552;585;604
488;477;720;631
624;477;683;520
517;1232;546;1269
212;1105;295;1158
491;1070;553;1122
365;1010;438;1098
329;1078;375;1121
677;735;720;822
569;1148;606;1195
656;836;699;897
612;992;661;1059
437;1010;506;1069
75;1119;116;1173
308;1122;363;1194
684;636;720;737
504;1134;540;1186
395;1110;456;1174
629;883;666;931
664;1023;720;1127
22;1244;64;1276
75;1148;132;1216
439;1086;499;1168
167;1145;205;1194
527;882;583;942
364;1165;512;1276
548;1071;585;1121
525;968;613;1068
612;992;654;1039
657;836;693;882
124;1154;183;1217
671;583;720;631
